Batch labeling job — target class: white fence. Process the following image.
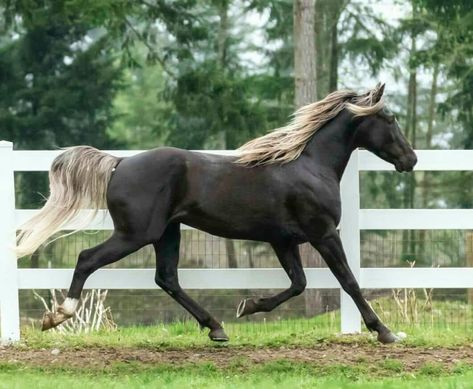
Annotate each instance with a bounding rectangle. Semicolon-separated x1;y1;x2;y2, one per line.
2;140;473;343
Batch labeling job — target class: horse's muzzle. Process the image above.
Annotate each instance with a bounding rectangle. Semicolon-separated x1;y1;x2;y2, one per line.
395;152;417;173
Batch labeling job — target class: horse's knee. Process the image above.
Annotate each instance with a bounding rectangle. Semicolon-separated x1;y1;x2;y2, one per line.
155;274;180;295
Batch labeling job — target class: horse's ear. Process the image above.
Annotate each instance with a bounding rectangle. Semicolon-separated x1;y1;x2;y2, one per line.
372;83;385;103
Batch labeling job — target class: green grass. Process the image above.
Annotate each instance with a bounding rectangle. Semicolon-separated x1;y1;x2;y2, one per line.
19;311;473;350
1;360;473;389
8;298;473;388
21;317;339;350
18;294;473;349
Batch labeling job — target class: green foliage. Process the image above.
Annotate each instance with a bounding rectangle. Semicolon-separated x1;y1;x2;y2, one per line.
165;62;269;149
413;0;473;146
159;1;273;149
0;24;121;149
341;2;399;77
109;52;171;149
0;1;124;207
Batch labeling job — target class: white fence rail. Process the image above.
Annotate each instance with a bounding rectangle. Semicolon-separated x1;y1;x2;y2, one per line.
2;140;473;343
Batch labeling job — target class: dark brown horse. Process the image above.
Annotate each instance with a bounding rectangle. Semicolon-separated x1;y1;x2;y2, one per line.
17;84;417;343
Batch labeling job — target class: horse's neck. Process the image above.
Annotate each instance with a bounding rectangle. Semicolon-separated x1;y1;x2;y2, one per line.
300;111;356;181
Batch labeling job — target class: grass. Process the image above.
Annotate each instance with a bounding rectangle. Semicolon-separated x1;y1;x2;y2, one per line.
5;297;473;388
20;316;341;350
1;359;473;389
19;309;473;350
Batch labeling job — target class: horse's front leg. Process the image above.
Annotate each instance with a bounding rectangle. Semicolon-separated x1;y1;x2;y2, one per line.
154;223;229;342
237;241;306;317
311;229;399;344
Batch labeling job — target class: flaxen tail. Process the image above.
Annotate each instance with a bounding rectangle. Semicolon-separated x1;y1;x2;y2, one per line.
16;146;119;258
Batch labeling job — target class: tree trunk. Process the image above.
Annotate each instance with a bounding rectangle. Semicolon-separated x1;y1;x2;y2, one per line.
315;0;344;99
215;0;237;268
408;11;418;261
226;239;238;268
402;9;418;263
294;0;322;316
468;231;473;304
294;0;317;106
419;64;438;262
315;0;327;100
217;0;228;69
425;64;438;149
329;14;338;92
245;244;255;268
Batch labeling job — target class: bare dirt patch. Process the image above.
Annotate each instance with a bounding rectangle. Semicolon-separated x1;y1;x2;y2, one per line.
1;343;473;371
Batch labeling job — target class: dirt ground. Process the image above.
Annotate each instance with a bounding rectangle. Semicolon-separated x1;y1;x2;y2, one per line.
1;343;473;370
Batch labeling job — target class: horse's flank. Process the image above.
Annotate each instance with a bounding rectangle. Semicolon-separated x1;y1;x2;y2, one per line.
235;85;385;166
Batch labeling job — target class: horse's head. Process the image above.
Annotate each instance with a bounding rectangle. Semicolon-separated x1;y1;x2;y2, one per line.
352;84;417;172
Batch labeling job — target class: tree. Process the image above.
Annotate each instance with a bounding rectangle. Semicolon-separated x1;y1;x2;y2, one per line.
294;0;316;106
0;5;123;220
109;49;171;150
161;1;268;151
315;0;346;98
293;0;323;316
0;27;121;151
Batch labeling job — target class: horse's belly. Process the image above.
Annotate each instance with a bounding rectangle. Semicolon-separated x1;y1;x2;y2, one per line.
178;211;305;243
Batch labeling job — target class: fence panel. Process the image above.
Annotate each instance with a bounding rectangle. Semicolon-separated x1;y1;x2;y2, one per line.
0;142;20;342
340;152;361;333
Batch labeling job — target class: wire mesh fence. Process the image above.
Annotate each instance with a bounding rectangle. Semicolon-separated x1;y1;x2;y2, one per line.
19;229;473;270
20;288;473;335
16;228;473;333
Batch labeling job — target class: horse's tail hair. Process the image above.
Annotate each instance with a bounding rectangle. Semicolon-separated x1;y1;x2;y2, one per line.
16;146;120;258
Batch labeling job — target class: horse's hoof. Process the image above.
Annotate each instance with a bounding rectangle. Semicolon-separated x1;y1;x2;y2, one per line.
377;331;400;344
41;311;71;331
41;312;55;331
236;298;258;318
209;328;229;342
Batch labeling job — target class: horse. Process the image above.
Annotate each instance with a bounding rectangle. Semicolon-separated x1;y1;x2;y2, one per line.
16;83;417;343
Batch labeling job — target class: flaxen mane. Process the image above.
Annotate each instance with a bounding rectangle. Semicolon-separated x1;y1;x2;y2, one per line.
236;85;385;166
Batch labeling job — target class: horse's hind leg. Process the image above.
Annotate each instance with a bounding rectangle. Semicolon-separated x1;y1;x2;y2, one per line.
237;241;307;317
153;223;228;342
42;232;145;331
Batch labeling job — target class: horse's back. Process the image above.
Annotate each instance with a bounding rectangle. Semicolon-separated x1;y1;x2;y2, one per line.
106;146;308;242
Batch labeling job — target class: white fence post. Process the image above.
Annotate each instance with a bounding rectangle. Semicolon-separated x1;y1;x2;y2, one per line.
0;141;21;343
339;150;362;333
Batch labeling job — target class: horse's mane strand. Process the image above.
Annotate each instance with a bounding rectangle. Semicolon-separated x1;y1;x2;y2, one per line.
235;85;385;166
